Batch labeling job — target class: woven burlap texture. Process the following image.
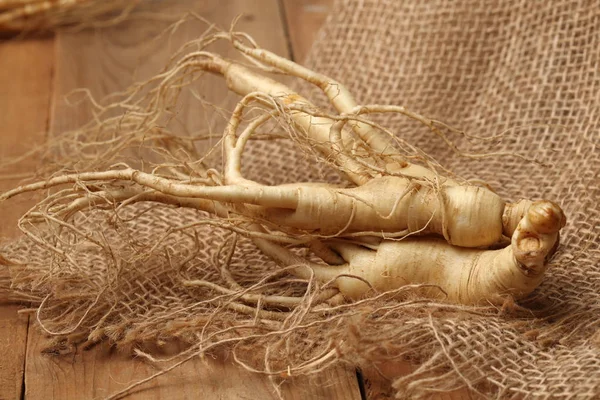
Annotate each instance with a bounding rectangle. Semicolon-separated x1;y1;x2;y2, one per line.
300;0;598;397
2;0;599;398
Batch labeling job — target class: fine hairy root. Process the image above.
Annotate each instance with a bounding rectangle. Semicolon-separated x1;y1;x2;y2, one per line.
0;25;567;308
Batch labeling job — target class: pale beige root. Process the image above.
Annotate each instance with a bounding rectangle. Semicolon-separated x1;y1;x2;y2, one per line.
0;0;140;32
255;201;566;305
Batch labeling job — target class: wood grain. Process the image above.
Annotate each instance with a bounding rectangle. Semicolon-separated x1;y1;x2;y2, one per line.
0;38;54;239
22;1;361;399
0;37;55;400
281;0;334;62
0;304;29;400
25;336;356;400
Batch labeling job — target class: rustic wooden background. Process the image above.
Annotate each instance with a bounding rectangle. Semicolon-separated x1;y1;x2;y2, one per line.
0;1;468;399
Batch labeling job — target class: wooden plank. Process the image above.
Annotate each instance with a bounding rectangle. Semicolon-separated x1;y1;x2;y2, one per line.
281;0;334;62
0;37;55;400
26;334;361;400
22;1;361;399
0;304;29;400
0;37;54;239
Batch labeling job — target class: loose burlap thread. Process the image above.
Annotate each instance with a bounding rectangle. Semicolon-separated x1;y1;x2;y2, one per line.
2;0;600;398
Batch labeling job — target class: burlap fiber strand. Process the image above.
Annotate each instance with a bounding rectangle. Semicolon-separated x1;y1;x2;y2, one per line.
1;0;599;398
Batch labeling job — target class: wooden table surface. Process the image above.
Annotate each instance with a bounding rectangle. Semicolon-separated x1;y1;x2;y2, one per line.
0;2;469;399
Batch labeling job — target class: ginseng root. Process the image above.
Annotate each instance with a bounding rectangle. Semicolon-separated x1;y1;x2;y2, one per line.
0;29;567;305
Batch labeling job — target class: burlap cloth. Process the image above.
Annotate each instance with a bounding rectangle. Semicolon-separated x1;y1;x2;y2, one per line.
2;0;599;398
301;0;599;397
